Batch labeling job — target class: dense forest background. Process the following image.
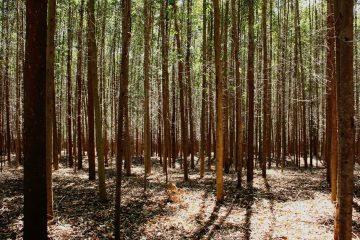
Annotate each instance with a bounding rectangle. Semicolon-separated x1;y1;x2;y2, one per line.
0;0;359;239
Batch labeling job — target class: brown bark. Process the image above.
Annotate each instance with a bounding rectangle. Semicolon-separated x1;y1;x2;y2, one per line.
114;0;131;238
334;0;355;239
76;0;84;170
213;0;224;202
87;0;96;180
24;0;47;237
161;0;170;180
186;0;195;170
325;0;338;202
231;0;242;188
262;0;270;178
200;0;207;179
67;5;73;168
46;0;56;220
173;1;189;181
144;0;151;181
247;0;255;182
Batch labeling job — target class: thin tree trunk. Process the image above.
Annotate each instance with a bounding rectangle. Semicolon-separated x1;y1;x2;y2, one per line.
76;0;84;170
67;5;73;168
143;0;151;185
114;0;131;238
247;0;255;182
173;1;189;181
87;0;96;180
46;0;56;220
200;0;207;179
213;0;224;202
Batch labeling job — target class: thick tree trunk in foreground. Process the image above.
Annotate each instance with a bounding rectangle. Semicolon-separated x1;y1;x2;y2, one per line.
24;0;47;238
334;0;355;239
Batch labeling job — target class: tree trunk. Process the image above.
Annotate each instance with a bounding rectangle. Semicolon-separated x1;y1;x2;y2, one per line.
114;0;131;238
76;0;84;170
173;1;189;181
143;0;151;182
262;0;269;178
213;0;224;202
334;0;355;239
24;0;47;237
87;0;96;180
186;0;195;170
200;0;207;179
88;0;107;201
247;0;255;182
46;0;56;220
67;5;73;168
325;0;338;202
161;0;170;180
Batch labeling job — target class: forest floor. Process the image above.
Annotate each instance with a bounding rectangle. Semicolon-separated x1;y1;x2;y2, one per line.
0;156;360;240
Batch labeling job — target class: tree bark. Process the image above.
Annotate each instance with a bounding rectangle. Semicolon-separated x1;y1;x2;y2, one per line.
334;0;355;239
114;0;131;238
213;0;224;202
24;0;48;238
247;0;255;182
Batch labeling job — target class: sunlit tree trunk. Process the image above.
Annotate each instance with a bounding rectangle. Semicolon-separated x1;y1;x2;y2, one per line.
334;0;355;239
173;1;189;181
213;0;224;202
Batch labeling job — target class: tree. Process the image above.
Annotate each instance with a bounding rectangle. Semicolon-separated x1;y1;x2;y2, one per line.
325;0;338;202
262;0;270;178
213;0;224;202
114;0;131;238
76;0;84;170
200;0;207;179
67;5;73;168
143;0;151;183
24;0;47;238
247;0;255;182
231;0;242;187
89;0;107;202
161;0;170;180
334;0;355;239
173;0;189;181
87;0;96;181
46;0;56;220
186;0;195;170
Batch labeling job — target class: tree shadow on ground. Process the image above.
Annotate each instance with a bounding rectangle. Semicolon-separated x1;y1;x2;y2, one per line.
0;178;23;239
